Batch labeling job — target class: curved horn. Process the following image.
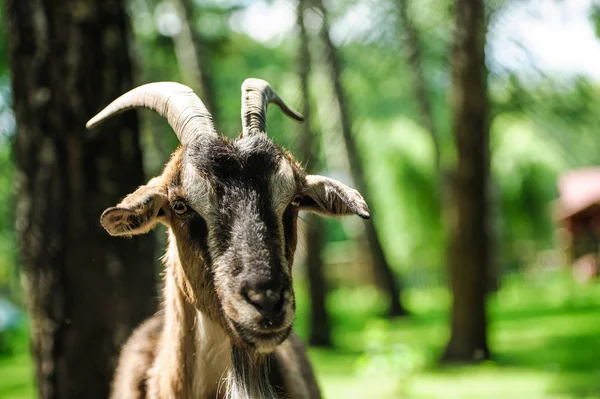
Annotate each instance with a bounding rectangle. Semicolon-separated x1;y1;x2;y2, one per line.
86;82;217;145
241;78;304;136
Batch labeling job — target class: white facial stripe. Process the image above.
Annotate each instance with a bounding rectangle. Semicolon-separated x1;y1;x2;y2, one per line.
182;162;215;219
269;158;297;214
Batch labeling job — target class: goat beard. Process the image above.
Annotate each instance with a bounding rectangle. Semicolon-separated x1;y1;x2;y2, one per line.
225;346;279;399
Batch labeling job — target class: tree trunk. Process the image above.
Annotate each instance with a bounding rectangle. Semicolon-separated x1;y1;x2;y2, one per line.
397;0;500;296
304;215;331;346
172;0;219;128
297;0;331;347
313;0;407;317
395;0;442;177
6;0;157;397
442;0;490;363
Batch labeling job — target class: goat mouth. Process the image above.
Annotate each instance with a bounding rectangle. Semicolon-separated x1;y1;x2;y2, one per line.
229;320;292;352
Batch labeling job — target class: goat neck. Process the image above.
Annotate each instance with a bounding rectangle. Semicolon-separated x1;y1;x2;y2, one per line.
149;233;231;399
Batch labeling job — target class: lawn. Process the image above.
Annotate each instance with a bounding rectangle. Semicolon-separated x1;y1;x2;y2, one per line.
305;273;600;399
1;271;599;399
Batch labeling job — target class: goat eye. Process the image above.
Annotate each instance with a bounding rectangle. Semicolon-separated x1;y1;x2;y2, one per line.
172;200;188;214
291;194;303;207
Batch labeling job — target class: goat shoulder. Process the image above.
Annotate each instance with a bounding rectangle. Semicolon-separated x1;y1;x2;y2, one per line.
110;314;163;399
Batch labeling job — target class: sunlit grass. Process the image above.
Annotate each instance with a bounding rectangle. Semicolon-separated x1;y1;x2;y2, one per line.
1;271;599;399
303;272;600;399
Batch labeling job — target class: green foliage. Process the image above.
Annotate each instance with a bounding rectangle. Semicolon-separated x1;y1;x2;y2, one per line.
591;4;600;39
359;117;443;270
0;139;15;291
0;323;33;397
0;3;7;77
0;352;34;399
0;6;15;297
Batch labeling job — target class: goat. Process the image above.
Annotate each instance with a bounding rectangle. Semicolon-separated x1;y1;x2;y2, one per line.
86;79;371;399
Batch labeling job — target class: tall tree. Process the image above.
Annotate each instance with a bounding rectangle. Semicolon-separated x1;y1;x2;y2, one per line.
172;0;219;128
442;0;491;362
396;0;442;178
297;0;331;347
312;0;407;316
397;0;500;295
6;0;157;397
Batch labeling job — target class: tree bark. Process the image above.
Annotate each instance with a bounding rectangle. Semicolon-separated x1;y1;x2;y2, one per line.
6;0;157;397
297;0;331;347
172;0;219;128
313;0;408;317
442;0;491;363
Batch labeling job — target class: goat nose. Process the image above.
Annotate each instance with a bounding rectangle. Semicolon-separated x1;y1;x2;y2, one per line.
244;284;283;313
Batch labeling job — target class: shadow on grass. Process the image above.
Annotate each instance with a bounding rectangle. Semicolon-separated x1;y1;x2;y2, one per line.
412;303;600;398
495;329;600;398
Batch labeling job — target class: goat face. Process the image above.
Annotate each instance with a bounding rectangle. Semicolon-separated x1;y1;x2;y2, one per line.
90;79;370;353
176;134;301;352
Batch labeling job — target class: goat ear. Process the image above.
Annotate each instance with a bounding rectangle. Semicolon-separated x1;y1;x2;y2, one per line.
300;175;370;219
100;181;168;236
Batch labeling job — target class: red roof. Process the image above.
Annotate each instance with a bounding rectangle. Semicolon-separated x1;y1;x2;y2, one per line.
556;167;600;220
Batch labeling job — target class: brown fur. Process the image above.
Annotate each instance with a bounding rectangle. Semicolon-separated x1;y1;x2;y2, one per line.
92;80;372;399
110;239;321;399
104;135;369;398
111;315;163;399
108;147;322;399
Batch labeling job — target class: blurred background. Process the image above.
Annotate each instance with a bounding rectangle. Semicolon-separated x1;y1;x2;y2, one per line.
1;0;600;398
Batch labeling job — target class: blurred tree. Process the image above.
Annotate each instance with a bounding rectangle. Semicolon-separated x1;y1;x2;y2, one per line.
172;0;220;128
312;0;408;317
297;0;331;347
395;0;442;180
5;0;157;397
442;0;490;362
396;0;501;295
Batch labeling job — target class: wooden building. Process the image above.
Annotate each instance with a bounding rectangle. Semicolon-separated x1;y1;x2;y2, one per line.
554;167;600;282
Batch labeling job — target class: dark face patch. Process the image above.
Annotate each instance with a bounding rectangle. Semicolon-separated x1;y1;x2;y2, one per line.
169;135;301;350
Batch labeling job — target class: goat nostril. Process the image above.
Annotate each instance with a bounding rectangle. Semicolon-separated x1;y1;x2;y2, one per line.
245;287;283;313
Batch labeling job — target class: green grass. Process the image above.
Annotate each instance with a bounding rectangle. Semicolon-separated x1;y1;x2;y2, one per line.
302;273;600;399
1;272;599;399
310;305;600;399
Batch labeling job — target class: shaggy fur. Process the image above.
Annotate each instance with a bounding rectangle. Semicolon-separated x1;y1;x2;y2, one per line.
109;232;320;399
94;81;370;399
